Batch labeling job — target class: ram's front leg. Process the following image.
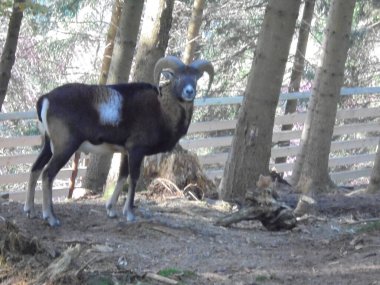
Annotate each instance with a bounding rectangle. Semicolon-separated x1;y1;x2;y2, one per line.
122;149;144;222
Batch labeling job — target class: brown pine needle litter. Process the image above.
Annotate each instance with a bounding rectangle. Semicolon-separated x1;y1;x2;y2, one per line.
145;178;204;202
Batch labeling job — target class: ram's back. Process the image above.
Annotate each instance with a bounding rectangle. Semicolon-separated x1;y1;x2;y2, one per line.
35;83;172;153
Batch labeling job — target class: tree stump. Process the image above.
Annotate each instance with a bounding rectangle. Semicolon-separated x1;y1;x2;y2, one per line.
140;144;217;199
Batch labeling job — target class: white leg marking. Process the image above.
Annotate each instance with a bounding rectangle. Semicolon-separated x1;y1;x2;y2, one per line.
123;203;136;222
106;177;127;218
24;169;41;218
42;175;60;226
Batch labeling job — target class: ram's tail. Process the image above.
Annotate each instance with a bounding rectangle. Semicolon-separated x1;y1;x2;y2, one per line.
36;96;50;136
36;96;45;122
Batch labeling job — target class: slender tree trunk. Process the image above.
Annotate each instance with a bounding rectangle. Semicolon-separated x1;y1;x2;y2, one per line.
296;0;356;194
289;0;317;185
137;0;215;194
219;0;301;201
82;0;144;193
275;0;316;165
98;0;122;85
182;0;206;64
179;0;206;160
132;0;175;192
132;0;175;84
0;0;25;111
81;0;122;193
107;0;144;84
82;153;114;194
290;88;318;186
367;140;380;193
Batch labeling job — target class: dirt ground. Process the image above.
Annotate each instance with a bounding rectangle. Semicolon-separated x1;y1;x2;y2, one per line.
1;185;380;285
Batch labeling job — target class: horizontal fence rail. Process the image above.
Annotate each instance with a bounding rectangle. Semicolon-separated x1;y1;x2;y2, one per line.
1;87;379;198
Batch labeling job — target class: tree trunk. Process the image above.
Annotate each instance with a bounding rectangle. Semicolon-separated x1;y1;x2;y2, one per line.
0;0;25;111
107;0;144;84
135;0;216;196
98;0;122;85
81;0;122;193
132;0;175;84
182;0;206;64
82;0;144;193
275;0;316;165
82;154;114;194
290;88;318;186
367;140;380;193
130;0;175;192
219;0;301;201
296;0;356;194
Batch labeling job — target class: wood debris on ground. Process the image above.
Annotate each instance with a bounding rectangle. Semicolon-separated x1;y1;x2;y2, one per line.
215;175;297;231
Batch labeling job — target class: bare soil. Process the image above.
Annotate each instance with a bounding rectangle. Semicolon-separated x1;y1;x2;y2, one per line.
1;187;380;285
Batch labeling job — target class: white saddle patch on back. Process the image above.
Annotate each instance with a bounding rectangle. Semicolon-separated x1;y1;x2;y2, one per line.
98;88;123;126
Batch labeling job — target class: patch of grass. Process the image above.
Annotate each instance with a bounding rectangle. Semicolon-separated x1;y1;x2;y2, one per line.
158;267;182;277
356;221;380;234
158;267;195;278
256;275;270;282
256;273;279;283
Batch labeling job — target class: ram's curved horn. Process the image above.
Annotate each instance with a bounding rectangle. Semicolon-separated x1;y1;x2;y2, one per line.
189;59;214;94
154;56;186;86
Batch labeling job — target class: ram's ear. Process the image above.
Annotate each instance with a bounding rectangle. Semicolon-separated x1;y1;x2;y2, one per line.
161;70;175;80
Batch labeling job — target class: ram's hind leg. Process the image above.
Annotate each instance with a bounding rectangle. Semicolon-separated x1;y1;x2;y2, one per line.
24;135;52;218
41;141;80;226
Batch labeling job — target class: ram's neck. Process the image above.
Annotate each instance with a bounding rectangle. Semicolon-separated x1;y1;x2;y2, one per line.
159;84;194;137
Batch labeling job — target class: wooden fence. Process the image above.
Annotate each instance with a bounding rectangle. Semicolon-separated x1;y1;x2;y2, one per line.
183;87;380;182
1;87;379;197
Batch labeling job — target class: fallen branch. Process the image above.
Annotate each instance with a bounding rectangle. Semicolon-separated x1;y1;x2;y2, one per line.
145;272;178;285
345;217;380;225
155;178;182;195
150;225;181;237
57;239;90;244
75;256;100;277
296;214;327;223
36;244;82;284
215;207;262;227
183;183;203;201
